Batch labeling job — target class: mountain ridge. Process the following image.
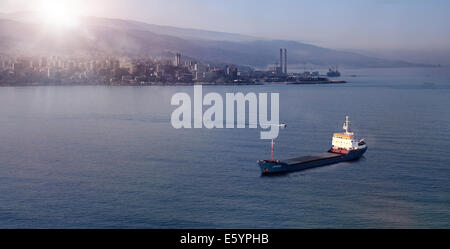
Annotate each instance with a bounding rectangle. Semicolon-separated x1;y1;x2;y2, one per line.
0;12;434;69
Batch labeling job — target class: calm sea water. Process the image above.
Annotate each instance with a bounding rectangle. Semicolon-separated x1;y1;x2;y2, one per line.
0;67;449;228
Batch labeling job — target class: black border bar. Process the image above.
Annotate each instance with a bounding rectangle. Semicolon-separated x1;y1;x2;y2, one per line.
1;229;447;248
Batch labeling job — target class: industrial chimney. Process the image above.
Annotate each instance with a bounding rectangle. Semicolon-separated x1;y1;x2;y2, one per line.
279;48;283;74
284;48;287;74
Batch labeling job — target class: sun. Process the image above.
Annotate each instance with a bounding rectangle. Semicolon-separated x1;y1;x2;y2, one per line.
39;0;79;28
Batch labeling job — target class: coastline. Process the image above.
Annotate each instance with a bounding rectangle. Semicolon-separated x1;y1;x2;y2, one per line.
0;80;347;87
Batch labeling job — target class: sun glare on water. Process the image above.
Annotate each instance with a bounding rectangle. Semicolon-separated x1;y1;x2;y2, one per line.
39;0;79;28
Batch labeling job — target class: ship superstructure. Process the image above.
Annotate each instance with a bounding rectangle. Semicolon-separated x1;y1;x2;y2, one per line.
330;116;366;154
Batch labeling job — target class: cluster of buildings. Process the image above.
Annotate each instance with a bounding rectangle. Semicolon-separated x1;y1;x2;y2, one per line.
0;49;338;86
0;54;247;86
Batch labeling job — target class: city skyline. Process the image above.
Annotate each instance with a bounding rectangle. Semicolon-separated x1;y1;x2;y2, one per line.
1;48;350;86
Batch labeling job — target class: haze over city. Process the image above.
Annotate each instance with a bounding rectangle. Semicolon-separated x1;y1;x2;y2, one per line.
1;0;450;64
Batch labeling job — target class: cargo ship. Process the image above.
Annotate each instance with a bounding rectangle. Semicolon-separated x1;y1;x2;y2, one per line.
327;67;341;77
258;116;367;174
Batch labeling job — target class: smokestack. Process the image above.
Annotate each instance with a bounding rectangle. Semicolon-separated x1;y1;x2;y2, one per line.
279;48;283;73
284;48;287;74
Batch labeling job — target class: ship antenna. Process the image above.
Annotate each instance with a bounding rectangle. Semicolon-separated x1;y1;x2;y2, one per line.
343;115;350;134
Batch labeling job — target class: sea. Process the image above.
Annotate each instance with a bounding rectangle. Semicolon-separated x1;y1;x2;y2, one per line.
0;67;449;228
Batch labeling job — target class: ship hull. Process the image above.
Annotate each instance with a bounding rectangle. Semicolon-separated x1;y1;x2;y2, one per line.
258;147;367;175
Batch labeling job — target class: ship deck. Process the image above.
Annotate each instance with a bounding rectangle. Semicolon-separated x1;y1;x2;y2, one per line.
282;152;342;165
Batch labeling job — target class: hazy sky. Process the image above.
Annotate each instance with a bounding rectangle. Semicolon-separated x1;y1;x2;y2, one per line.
1;0;450;51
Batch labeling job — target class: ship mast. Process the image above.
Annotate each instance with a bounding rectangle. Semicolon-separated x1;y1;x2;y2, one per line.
266;123;287;161
271;139;274;161
343;115;350;134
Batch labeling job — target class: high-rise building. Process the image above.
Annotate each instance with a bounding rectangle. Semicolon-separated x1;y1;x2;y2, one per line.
47;68;56;79
12;60;28;73
40;57;47;68
226;65;238;80
174;53;181;67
